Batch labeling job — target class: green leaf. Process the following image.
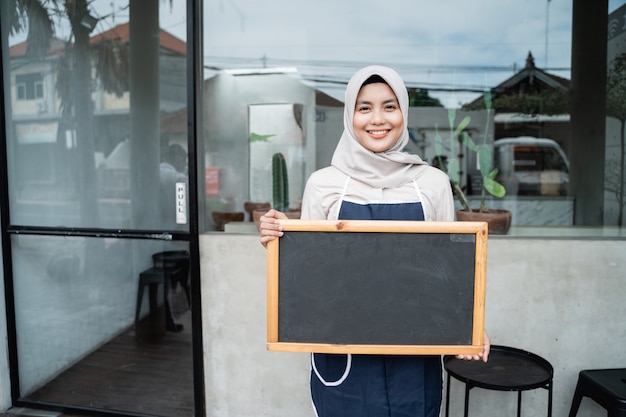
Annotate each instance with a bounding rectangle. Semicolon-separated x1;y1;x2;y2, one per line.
483;176;506;198
483;89;493;111
453;116;471;137
447;108;457;130
477;144;493;177
461;132;479;152
447;158;461;185
249;132;277;143
434;125;443;156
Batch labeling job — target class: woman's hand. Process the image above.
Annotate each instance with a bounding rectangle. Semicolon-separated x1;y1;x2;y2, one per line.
259;209;288;248
455;330;490;362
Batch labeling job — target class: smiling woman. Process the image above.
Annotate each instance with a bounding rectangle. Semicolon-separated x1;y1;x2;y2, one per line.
0;2;624;417
259;64;466;417
352;80;405;153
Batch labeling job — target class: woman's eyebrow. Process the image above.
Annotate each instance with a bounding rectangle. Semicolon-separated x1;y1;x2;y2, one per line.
356;97;398;105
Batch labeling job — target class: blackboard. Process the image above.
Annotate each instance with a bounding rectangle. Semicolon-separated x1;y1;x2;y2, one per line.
267;220;487;355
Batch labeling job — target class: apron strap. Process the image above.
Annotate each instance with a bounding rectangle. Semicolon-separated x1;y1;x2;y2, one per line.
412;180;427;220
311;353;352;387
335;176;351;220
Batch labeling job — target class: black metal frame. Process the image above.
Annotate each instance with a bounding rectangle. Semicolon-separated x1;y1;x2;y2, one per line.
0;7;20;407
0;0;205;416
186;0;206;415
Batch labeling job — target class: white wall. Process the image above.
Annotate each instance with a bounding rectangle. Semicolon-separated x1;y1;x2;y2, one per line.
200;233;626;417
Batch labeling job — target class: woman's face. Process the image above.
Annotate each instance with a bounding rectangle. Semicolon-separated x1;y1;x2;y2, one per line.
352;82;404;153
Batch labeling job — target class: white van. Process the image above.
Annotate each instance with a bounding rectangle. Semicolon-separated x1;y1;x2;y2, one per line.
493;137;570;196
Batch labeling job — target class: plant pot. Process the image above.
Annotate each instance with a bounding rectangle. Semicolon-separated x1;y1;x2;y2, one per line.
252;209;269;231
285;210;301;220
212;211;245;231
244;202;271;222
456;209;512;235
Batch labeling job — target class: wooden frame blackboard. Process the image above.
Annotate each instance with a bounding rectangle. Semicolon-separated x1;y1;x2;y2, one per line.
267;220;488;355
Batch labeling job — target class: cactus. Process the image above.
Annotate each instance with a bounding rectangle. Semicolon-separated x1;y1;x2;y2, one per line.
272;152;289;212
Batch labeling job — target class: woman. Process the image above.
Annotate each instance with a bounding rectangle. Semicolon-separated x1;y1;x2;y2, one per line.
260;65;489;417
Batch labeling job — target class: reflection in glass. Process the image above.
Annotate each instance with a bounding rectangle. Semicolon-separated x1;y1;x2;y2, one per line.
5;1;188;231
201;0;625;232
12;235;193;416
3;2;194;416
203;72;315;228
248;103;305;207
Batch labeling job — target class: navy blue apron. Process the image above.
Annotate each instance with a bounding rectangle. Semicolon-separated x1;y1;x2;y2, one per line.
310;178;442;417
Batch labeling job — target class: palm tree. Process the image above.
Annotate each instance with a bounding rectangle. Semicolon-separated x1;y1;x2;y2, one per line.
5;0;178;232
7;0;109;226
7;0;57;58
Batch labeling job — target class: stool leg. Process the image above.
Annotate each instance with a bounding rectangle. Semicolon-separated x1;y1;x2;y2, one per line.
445;373;451;417
174;267;191;309
609;409;626;417
135;282;145;326
517;391;522;417
464;383;470;417
148;282;159;312
164;278;183;332
547;380;553;417
567;382;583;417
183;280;191;309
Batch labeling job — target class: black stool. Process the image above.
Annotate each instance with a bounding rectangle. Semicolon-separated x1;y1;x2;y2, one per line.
568;369;626;417
445;345;553;417
135;265;181;327
152;250;191;309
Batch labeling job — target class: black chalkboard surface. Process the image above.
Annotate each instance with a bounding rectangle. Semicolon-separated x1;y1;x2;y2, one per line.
267;220;487;355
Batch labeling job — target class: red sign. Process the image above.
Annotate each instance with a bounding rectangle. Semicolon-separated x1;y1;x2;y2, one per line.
205;167;219;196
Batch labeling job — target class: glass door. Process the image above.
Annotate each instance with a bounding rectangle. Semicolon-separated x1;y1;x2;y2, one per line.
1;1;202;416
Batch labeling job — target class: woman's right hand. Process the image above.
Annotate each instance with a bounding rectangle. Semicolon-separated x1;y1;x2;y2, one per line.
259;209;288;248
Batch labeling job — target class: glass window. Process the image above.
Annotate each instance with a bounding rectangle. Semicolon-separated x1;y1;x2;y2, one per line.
5;1;189;232
15;73;43;100
200;0;626;236
16;82;25;100
11;234;192;415
2;2;195;415
493;138;570;197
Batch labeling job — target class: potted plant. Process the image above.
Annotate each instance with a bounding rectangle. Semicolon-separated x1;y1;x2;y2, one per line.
435;92;512;234
253;152;301;230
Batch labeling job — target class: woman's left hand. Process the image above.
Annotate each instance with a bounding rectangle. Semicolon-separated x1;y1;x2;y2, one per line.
455;331;490;362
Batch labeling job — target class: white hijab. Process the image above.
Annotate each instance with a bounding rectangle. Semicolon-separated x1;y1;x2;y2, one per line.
330;65;427;188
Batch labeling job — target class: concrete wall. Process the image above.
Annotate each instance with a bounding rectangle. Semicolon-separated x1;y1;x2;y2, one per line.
200;234;311;417
457;238;626;417
200;233;626;417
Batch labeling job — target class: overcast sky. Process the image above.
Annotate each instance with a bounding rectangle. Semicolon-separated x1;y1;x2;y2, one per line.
10;0;626;106
165;0;626;105
196;0;626;105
